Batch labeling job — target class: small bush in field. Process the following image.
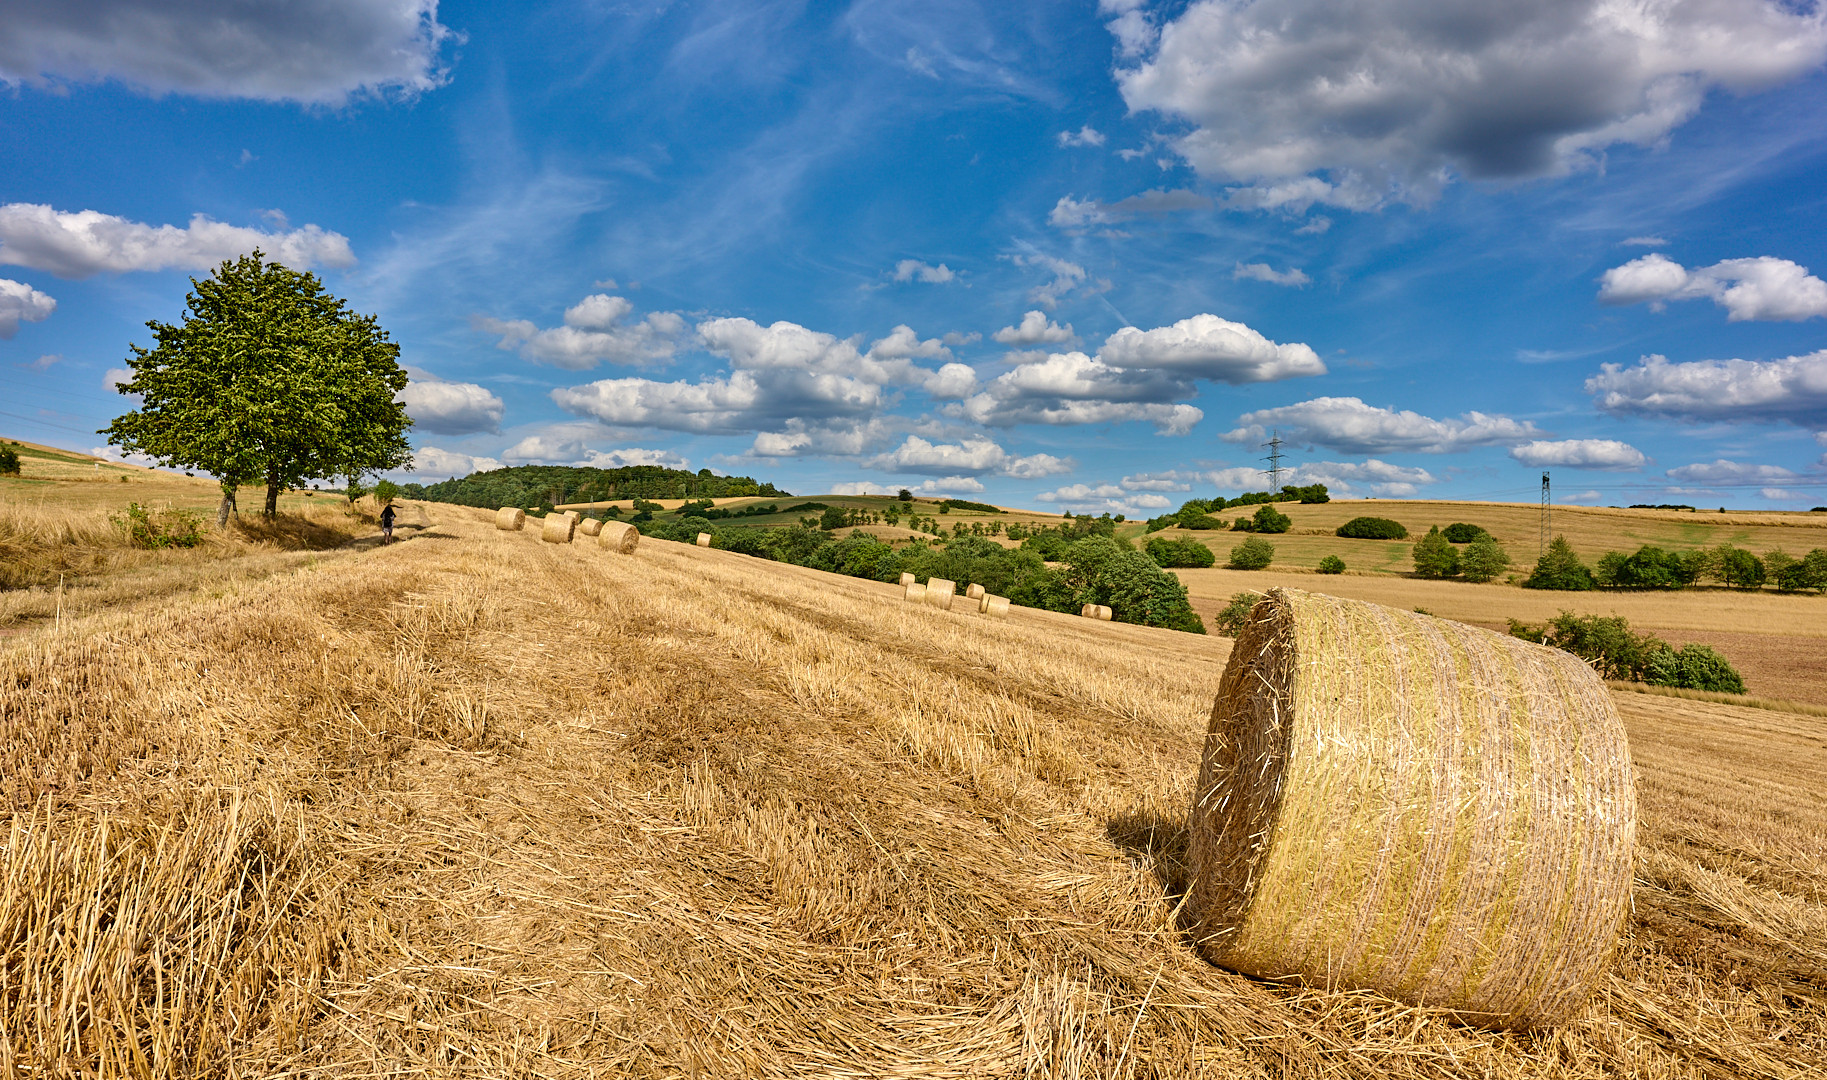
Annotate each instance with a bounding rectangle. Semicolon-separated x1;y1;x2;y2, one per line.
1442;522;1486;543
1317;555;1345;574
1337;516;1408;540
1215;591;1263;637
0;445;19;475
111;503;206;549
1228;536;1274;570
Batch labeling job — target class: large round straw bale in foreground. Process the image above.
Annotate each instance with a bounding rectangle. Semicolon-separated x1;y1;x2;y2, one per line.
900;572;916;586
1186;588;1636;1030
578;517;604;537
598;521;640;554
925;577;955;610
904;581;927;603
965;583;985;600
980;594;1009;618
496;507;526;531
695;532;712;548
540;514;576;544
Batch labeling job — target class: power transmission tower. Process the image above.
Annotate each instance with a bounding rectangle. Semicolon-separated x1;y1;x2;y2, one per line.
1262;430;1285;493
1540;472;1551;557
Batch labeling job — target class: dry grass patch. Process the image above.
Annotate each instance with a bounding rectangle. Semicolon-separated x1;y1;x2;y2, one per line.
1;515;1823;1076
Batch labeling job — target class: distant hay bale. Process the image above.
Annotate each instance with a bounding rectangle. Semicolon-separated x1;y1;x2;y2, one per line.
904;581;927;603
965;583;985;600
925;577;955;610
900;572;916;586
562;509;580;522
981;594;1009;618
540;514;577;544
696;532;712;548
495;507;526;531
598;521;640;554
1095;605;1112;621
1081;604;1111;620
1185;588;1636;1030
578;517;604;537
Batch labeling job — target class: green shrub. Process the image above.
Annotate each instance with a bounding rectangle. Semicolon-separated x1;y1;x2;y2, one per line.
1523;536;1595;590
1644;643;1746;694
372;479;400;506
1215;591;1263;637
344;478;368;504
1063;536;1205;633
110;502;206;549
1509;611;1746;693
1228;536;1274;570
1441;522;1486;543
1714;544;1765;588
1775;549;1827;591
1145;535;1216;568
1336;516;1408;540
0;445;18;475
1411;526;1460;579
1459;532;1511;583
1317;555;1345;575
1250;504;1292;534
1180;513;1224;530
1597;545;1700;589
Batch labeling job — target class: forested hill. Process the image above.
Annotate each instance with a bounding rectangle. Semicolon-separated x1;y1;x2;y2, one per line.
404;464;790;509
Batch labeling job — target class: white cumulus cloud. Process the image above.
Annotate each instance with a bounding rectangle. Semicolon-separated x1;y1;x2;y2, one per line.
396;370;504;436
892;259;955;284
0;277;55;337
1233;262;1310;287
472;294;685;370
1666;460;1800;485
1598;254;1827;321
0;0;454;105
1010;253;1090;309
1116;0;1827;208
1226;396;1541;454
1099;314;1326;383
1057;126;1106;148
992;310;1075;346
1036;482;1174;515
0;203;355;278
1508;438;1648;470
864;435;1072;479
404;446;503;480
1586;350;1827;426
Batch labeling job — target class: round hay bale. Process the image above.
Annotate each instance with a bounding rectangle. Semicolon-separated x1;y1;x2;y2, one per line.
1185;588;1636;1030
1095;605;1112;621
540;514;576;544
598;521;640;554
578;517;604;537
899;572;916;587
562;509;580;522
925;577;955;610
965;583;986;601
981;594;1009;618
695;532;713;548
495;507;526;531
904;581;928;603
1080;604;1093;618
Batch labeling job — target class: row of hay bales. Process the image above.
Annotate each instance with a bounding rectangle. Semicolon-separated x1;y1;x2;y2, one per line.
494;507;639;554
898;572;1009;617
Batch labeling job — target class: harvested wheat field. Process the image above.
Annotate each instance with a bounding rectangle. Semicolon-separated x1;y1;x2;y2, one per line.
4;501;1825;1077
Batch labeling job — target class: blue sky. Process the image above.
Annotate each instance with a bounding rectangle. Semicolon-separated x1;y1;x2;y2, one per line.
4;0;1827;514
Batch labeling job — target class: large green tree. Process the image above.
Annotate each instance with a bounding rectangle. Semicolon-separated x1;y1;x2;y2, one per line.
104;252;412;519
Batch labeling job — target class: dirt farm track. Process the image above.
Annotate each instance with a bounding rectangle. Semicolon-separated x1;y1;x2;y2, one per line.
3;496;1826;1077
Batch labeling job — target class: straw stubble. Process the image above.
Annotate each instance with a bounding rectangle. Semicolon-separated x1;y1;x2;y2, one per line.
1185;588;1636;1030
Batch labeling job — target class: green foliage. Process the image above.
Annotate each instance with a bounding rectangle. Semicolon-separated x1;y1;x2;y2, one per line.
1250;504;1291;534
1180;514;1224;530
896;488;912;502
1145;535;1216;568
1215;592;1263;637
1713;544;1765;588
414;464;786;510
1411;526;1461;579
344;477;369;504
1317;554;1346;575
1775;549;1827;591
104;251;412;515
631;497;664;513
0;445;17;475
1441;522;1486;543
1336;516;1408;540
1061;536;1205;633
938;498;1002;514
1458;532;1511;583
1523;536;1595;590
1595;545;1701;589
1510;612;1745;693
110;502;206;549
372;479;399;507
1227;536;1274;570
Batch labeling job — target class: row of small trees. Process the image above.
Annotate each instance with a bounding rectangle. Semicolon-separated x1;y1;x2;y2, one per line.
1525;538;1827;592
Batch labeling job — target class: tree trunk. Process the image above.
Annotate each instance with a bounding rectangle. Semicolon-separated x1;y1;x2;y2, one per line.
265;466;280;517
216;481;238;528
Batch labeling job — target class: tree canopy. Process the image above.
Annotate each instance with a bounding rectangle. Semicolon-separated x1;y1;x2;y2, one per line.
104;252;412;517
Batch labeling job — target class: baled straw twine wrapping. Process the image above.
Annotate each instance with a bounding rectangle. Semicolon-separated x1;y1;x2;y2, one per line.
695;532;713;548
598;521;640;554
1185;588;1636;1030
578;517;604;537
980;594;1009;618
540;514;577;544
924;578;956;610
965;583;986;600
495;507;526;531
900;572;916;586
904;582;928;603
